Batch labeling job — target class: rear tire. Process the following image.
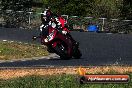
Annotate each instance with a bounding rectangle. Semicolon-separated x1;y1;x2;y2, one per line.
73;48;82;59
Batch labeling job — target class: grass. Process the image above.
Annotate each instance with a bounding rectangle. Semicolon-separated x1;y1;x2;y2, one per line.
0;73;131;88
0;41;49;60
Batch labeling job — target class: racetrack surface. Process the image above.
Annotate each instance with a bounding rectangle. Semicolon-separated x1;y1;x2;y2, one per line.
0;28;132;67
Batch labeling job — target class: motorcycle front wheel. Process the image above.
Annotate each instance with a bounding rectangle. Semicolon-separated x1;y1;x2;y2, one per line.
54;44;71;60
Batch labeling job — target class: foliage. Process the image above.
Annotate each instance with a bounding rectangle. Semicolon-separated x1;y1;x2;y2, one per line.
92;0;122;18
37;0;130;19
122;0;132;19
1;0;32;11
0;0;131;28
1;0;131;19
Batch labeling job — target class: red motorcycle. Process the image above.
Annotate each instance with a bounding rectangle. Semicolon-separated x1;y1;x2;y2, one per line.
33;25;82;59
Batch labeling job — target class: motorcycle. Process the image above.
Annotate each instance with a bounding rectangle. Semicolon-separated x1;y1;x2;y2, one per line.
33;25;82;60
33;15;82;59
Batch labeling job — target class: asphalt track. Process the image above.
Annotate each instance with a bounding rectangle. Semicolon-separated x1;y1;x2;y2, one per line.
0;28;132;67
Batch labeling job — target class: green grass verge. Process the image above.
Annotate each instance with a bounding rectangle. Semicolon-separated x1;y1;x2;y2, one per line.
0;41;49;60
0;74;131;88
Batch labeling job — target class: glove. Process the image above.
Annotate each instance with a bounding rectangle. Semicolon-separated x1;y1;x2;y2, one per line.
32;36;37;41
62;31;67;35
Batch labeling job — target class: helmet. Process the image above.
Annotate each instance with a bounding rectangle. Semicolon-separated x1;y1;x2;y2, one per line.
45;6;50;11
43;6;52;16
41;7;52;22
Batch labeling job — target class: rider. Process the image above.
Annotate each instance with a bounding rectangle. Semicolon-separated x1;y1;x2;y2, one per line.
40;7;65;36
40;7;53;37
40;7;78;45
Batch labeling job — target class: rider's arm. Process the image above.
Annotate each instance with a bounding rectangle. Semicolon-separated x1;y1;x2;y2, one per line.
55;18;61;26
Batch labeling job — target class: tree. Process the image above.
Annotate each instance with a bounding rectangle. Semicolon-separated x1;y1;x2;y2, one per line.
1;0;32;11
1;0;33;28
122;0;132;19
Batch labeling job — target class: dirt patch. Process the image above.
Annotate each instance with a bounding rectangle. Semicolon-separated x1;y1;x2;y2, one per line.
0;66;132;80
0;67;77;79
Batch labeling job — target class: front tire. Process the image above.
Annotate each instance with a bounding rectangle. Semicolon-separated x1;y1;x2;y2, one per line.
54;44;71;60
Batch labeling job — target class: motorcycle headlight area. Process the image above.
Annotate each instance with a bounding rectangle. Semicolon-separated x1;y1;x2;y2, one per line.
44;38;48;42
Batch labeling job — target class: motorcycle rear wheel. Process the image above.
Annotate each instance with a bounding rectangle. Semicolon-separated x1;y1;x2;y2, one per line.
73;48;82;59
